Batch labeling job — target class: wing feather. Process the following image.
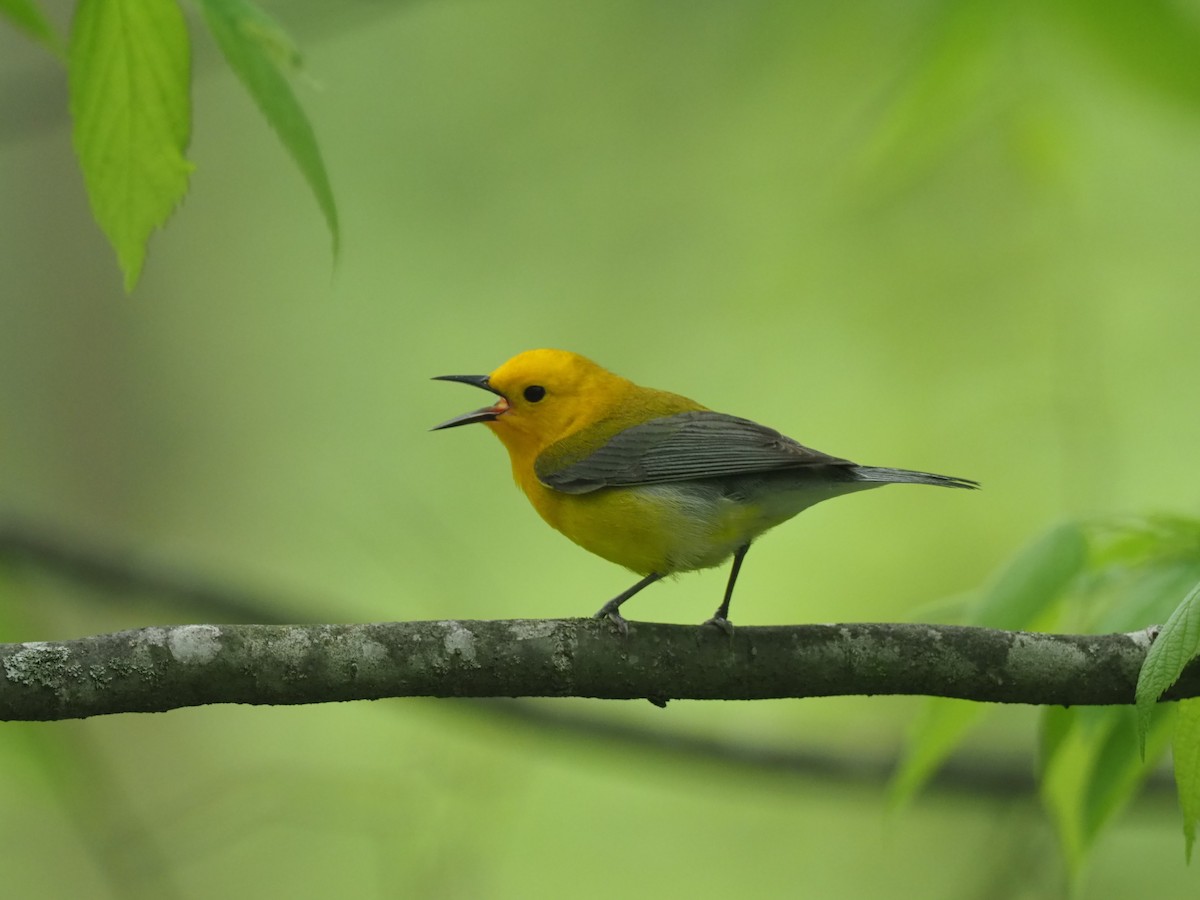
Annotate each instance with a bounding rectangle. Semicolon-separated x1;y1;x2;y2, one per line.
536;410;853;494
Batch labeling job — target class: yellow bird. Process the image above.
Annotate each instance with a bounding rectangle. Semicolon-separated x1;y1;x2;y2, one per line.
434;349;976;631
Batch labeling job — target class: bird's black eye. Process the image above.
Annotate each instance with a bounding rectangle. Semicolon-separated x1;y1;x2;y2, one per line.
523;385;546;403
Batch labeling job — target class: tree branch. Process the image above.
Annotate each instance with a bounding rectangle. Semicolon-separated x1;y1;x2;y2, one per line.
0;516;1180;800
1;618;1192;721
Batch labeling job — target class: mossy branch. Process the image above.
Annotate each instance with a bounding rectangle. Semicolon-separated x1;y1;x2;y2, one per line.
1;618;1192;721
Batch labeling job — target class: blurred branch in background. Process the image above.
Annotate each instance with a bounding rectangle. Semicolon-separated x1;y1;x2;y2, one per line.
475;698;1175;804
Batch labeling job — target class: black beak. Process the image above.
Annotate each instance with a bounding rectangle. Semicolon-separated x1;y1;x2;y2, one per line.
431;374;508;430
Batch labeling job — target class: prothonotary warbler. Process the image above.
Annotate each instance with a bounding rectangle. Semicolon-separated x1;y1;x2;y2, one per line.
434;349;977;631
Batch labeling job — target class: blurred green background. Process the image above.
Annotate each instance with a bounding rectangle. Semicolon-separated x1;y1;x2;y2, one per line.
3;1;1200;896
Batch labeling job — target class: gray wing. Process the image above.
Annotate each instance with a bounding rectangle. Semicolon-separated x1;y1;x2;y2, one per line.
536;410;854;494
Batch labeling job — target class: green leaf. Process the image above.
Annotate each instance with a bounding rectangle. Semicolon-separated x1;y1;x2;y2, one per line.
0;0;64;57
1136;580;1200;754
1088;560;1200;635
970;522;1088;630
68;0;194;292
1038;704;1072;777
891;524;1087;806
889;698;982;809
1175;698;1200;862
1055;0;1200;114
1079;517;1200;642
198;0;339;254
1040;705;1173;877
851;1;1006;191
1088;515;1200;571
1087;707;1166;838
1039;707;1094;870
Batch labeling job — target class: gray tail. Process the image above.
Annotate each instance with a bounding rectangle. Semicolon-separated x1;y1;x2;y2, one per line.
851;466;979;490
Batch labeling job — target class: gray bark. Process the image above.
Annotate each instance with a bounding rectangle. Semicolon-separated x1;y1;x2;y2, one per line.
1;618;1190;721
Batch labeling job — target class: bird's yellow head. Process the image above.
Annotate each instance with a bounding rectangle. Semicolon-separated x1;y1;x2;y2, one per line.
432;349;634;460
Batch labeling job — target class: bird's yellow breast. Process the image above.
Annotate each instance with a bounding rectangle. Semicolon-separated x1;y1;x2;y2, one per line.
513;462;792;576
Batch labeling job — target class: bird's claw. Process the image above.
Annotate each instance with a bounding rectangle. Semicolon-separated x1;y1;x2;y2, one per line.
594;607;629;636
704;615;734;637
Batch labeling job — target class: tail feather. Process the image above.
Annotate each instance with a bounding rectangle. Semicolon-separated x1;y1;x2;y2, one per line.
851;466;979;490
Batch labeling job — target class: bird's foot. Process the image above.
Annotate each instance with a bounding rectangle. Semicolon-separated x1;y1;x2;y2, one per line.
703;615;734;637
593;606;629;636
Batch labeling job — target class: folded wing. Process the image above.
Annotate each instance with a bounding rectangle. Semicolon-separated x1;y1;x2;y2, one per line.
536;410;854;494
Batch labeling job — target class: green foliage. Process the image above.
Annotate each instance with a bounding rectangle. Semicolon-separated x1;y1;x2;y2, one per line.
971;521;1088;631
1053;0;1200;113
1085;520;1200;866
1088;516;1200;573
1175;699;1200;862
14;0;334;290
1136;582;1200;752
856;0;1007;189
890;698;981;810
891;523;1087;808
859;0;1200;193
68;0;194;292
895;515;1200;874
197;0;339;255
0;0;62;56
1040;705;1173;876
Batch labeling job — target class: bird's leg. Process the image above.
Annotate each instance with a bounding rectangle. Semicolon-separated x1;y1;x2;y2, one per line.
706;543;750;635
594;572;662;635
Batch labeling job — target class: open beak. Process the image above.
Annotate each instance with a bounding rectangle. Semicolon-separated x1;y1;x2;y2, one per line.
431;374;510;430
